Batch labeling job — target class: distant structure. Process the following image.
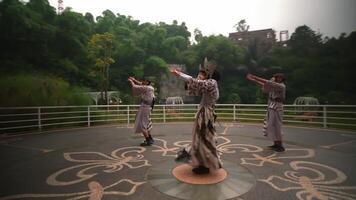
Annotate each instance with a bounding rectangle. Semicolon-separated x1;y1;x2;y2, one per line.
229;29;289;48
229;28;276;48
159;64;193;103
58;0;64;14
279;30;289;47
88;91;121;105
229;29;277;66
293;96;319;121
293;97;319;106
166;97;184;105
228;29;289;72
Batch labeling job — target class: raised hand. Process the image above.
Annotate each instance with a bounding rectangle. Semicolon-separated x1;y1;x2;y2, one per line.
128;78;134;86
170;68;180;76
246;73;254;81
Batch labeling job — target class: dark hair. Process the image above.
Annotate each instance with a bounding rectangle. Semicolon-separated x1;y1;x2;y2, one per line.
142;79;151;85
273;73;285;81
211;70;220;82
199;70;207;77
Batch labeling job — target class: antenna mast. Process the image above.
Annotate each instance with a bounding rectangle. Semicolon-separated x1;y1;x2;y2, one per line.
58;0;64;14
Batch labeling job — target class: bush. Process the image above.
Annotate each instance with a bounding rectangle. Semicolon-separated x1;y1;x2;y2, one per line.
0;74;90;106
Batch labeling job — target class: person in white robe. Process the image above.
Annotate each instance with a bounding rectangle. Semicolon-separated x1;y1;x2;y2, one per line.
246;73;286;152
128;76;155;146
171;68;222;174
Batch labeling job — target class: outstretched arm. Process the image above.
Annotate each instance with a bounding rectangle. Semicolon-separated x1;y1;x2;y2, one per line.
129;76;142;85
170;68;193;82
128;78;135;87
171;68;218;97
128;77;148;96
253;75;269;84
246;73;267;87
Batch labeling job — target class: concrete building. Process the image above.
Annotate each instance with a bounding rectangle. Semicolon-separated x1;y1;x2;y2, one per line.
229;29;276;48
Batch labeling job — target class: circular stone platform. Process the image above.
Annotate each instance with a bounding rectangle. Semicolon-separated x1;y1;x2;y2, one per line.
172;164;227;184
147;159;256;200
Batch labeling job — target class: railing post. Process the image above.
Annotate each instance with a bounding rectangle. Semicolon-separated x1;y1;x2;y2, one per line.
323;106;327;128
116;105;120;123
163;106;166;123
233;104;236;121
87;106;91;127
127;105;130;125
38;107;42;131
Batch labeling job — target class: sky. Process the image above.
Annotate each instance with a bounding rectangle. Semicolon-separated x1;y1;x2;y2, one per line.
48;0;356;39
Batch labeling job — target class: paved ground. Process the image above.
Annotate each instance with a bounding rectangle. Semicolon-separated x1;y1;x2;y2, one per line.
0;123;356;200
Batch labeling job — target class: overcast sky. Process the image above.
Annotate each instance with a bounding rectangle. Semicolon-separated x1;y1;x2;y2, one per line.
48;0;356;39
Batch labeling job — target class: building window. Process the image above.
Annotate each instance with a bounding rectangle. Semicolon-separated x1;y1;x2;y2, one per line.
266;33;271;38
238;38;243;41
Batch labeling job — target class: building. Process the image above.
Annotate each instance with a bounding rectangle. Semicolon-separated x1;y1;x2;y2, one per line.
229;29;289;71
229;29;289;48
229;29;276;48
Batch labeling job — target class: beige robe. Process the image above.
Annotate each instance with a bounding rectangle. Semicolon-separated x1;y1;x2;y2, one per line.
132;85;155;133
179;72;222;170
262;80;286;141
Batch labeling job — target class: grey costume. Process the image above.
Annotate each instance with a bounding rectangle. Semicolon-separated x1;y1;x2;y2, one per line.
178;72;222;170
132;84;155;134
262;80;286;141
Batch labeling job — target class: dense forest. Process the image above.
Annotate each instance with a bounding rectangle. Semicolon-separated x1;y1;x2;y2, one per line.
0;0;355;106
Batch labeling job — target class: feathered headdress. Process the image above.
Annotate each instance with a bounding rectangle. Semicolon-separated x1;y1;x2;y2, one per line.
202;57;217;79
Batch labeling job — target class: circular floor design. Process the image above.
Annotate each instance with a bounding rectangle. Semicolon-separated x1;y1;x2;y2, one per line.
172;164;227;185
147;160;256;200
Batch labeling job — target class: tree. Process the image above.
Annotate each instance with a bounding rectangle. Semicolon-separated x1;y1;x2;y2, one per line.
88;33;115;104
26;0;56;23
162;36;187;62
227;93;241;104
288;25;322;56
95;10;116;33
0;0;56;72
192;35;244;72
142;56;168;99
194;28;203;43
137;25;167;57
143;56;168;77
233;19;249;32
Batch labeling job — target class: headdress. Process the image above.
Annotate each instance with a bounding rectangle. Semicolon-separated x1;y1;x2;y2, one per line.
200;57;219;81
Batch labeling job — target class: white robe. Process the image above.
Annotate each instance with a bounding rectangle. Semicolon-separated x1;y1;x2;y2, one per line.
132;84;155;133
262;80;286;141
178;72;222;170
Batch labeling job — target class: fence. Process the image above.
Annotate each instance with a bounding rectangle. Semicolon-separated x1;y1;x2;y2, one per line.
1;104;356;135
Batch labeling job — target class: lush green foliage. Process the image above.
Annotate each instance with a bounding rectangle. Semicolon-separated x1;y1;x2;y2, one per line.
0;0;355;106
0;74;90;106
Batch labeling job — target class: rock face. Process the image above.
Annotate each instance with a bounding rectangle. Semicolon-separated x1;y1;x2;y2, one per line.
159;64;193;103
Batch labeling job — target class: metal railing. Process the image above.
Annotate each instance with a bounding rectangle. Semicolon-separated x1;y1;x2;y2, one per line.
1;104;356;134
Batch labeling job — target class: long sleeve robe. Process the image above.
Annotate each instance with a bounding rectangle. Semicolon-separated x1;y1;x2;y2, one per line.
178;72;222;170
132;84;155;133
262;80;286;141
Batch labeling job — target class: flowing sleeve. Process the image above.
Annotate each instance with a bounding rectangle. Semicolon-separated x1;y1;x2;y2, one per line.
187;79;218;97
176;72;199;96
263;80;285;93
177;71;193;82
176;71;217;97
132;84;148;96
